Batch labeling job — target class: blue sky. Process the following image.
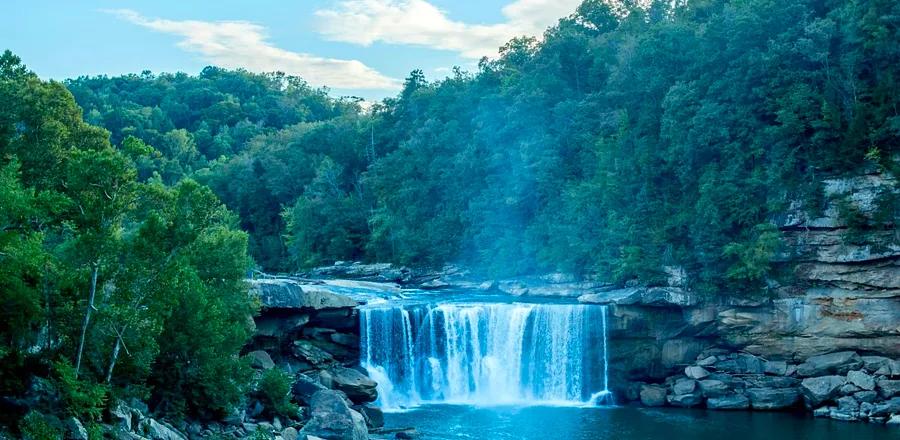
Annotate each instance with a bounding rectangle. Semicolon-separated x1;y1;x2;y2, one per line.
5;0;581;100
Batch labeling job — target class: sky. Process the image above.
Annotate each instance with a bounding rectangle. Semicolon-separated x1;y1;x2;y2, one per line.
5;0;582;101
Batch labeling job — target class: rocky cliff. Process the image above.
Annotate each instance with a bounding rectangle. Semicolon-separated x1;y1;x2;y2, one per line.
573;171;899;425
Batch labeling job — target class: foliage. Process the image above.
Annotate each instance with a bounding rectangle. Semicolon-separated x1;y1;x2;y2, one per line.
256;368;299;419
63;1;899;294
722;224;781;282
53;361;108;421
0;51;256;425
19;412;62;440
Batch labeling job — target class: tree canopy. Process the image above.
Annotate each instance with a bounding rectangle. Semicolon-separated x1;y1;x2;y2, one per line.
62;0;900;293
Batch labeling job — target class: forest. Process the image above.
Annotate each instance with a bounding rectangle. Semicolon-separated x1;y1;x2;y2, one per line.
2;0;899;435
66;0;900;291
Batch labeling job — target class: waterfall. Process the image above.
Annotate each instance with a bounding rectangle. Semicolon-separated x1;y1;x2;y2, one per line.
360;302;612;409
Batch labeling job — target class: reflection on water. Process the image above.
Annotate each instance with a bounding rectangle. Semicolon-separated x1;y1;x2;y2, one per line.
381;404;890;440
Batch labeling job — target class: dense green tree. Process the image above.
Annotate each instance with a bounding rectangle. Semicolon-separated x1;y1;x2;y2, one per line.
0;52;256;427
61;0;900;293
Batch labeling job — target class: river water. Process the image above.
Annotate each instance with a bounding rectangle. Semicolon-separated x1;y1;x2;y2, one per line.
381;404;889;439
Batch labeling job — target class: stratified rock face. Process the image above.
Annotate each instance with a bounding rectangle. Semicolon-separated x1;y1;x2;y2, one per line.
307;262;408;283
300;390;368;440
249;279;359;310
578;287;699;307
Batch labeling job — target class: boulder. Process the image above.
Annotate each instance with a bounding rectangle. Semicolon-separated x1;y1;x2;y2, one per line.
870;397;900;417
796;352;862;377
697;356;717;367
746;387;801;410
223;408;245;426
859;401;875;417
318;369;335;389
242;422;258;433
846;370;875;391
292;340;334;367
861;356;892;373
667;392;703;407
813;406;832;417
144;419;186;440
800;375;845;407
764;361;789;376
110;400;134;431
744;375;798;389
420;279;450;289
358;405;384;429
877;379;900;398
672;379;697;395
842;384;862;395
395;429;421;439
707;394;750;410
282;427;299;440
330;367;378;404
698;380;730;398
299;390;368;440
478;280;498;291
684;366;710;380
292;373;328;405
66;418;89;440
854;390;878;403
836;396;859;412
639;384;667;407
248;350;275;370
829;407;858;422
716;354;764;375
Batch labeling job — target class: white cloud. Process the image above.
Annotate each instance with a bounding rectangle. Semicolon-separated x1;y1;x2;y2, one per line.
105;9;400;90
314;0;581;58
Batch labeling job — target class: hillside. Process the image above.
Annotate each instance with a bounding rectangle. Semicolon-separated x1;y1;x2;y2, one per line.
67;0;899;296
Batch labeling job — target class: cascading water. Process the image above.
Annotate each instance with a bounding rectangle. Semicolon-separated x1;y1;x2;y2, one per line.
360;302;613;409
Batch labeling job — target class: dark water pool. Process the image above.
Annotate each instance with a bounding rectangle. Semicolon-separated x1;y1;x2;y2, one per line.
381;404;891;439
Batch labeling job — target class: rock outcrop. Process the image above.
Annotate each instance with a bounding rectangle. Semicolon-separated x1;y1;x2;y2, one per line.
300;390;368;440
624;349;900;425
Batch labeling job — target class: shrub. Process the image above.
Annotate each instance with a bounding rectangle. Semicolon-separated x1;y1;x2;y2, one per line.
256;368;299;419
53;361;108;421
19;412;62;440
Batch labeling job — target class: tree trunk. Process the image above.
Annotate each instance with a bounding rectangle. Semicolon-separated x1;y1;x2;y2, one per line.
75;262;99;378
105;335;121;383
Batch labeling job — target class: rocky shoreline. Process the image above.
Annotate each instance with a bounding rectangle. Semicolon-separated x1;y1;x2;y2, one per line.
625;350;899;425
